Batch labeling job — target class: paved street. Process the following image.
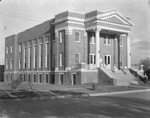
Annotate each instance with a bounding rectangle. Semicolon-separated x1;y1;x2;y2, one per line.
0;91;150;118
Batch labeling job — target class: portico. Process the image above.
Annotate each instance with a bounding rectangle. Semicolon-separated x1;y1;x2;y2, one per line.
86;27;131;70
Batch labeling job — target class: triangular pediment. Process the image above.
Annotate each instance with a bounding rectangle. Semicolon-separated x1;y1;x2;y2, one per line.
104;15;126;24
97;10;133;26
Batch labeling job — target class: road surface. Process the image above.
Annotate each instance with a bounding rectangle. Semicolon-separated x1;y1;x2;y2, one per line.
0;91;150;118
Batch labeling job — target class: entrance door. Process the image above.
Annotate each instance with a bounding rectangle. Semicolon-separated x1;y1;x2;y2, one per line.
104;55;111;69
50;74;55;84
71;74;76;85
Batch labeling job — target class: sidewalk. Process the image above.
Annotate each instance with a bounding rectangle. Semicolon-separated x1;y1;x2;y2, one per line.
0;82;150;102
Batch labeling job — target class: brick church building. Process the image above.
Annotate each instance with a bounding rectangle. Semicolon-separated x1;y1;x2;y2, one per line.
4;9;135;86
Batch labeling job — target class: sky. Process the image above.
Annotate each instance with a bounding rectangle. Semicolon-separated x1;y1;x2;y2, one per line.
0;0;150;65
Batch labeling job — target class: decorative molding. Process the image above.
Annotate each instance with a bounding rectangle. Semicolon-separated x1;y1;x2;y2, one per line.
65;28;73;35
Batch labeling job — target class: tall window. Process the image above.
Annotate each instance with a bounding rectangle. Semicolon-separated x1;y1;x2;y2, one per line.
33;41;37;68
75;53;80;64
75;32;80;42
23;45;26;68
19;44;22;52
33;74;36;83
60;52;63;67
104;36;111;45
39;39;42;68
89;33;95;44
39;74;42;83
45;74;49;83
10;58;13;69
6;59;9;69
19;58;21;69
28;45;31;68
10;46;13;53
59;31;65;43
45;38;49;67
90;54;96;64
6;47;8;54
120;37;123;47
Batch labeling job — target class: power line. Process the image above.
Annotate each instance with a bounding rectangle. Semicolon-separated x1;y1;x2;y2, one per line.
0;9;47;22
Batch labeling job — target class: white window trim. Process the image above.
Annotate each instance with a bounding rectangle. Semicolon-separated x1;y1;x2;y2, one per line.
6;59;9;69
39;43;42;68
75;31;80;42
45;42;49;67
19;58;21;69
75;53;80;64
90;53;96;64
104;36;111;46
23;46;26;69
28;45;31;68
19;44;22;52
59;31;63;43
60;53;63;67
6;47;8;54
10;46;13;53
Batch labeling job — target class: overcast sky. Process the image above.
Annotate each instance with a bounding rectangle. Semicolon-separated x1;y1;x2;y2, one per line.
0;0;150;65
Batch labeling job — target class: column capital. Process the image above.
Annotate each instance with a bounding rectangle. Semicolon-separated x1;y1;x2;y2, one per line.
83;30;87;36
94;28;101;32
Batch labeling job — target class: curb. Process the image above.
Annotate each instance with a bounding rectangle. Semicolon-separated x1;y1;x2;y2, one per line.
1;88;150;102
89;88;150;97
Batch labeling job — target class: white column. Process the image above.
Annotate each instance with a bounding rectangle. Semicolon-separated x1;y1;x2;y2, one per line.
95;28;101;68
127;33;131;68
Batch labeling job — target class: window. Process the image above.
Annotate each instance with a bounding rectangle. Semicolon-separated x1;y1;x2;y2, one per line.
39;40;42;68
39;74;42;83
28;45;31;68
59;74;63;85
19;58;21;69
120;37;123;47
75;32;80;42
10;58;13;69
6;59;9;69
75;53;80;64
34;74;36;83
10;46;13;53
59;31;65;43
89;33;95;44
19;44;22;52
90;54;96;64
45;41;49;67
33;42;37;68
45;74;49;83
6;47;8;54
23;45;26;68
104;36;111;45
60;52;64;67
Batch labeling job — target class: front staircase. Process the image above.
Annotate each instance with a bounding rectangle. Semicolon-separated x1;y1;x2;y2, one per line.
99;67;139;86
